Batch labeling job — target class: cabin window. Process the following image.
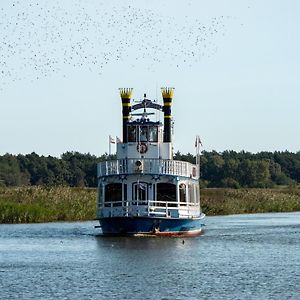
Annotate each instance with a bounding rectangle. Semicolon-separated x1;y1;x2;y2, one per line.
188;183;195;204
140;126;148;142
179;183;187;205
149;126;158;142
128;125;137;142
105;183;122;206
195;184;199;204
97;183;103;208
123;184;127;202
156;183;176;206
132;182;148;204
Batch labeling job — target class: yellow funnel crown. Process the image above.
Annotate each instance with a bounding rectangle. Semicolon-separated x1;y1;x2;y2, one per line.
119;88;133;99
161;87;174;99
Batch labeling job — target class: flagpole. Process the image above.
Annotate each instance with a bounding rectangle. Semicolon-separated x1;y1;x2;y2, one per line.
195;136;198;167
198;136;201;210
109;135;111;156
198;138;200;178
195;135;201;178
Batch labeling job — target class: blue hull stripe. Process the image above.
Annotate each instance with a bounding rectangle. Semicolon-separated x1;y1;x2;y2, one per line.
99;216;205;236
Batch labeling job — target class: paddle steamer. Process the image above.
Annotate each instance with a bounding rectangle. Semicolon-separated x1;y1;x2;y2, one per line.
96;88;205;236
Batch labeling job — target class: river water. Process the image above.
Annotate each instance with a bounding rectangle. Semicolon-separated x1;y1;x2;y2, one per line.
0;212;299;300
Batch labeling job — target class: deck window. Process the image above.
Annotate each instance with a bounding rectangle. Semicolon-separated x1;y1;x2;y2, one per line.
132;182;148;204
97;183;103;208
179;183;187;205
188;183;195;204
156;183;176;206
195;184;200;204
123;184;127;202
105;183;122;206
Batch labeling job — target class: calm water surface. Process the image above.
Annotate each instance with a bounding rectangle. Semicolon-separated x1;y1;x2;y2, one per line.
0;212;299;300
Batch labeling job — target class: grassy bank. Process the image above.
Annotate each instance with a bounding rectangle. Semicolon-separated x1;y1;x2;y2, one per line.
201;188;300;215
0;186;96;223
0;187;299;223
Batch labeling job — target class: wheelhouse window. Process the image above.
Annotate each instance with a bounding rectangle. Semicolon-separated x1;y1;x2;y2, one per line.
149;126;158;142
105;183;122;206
128;125;159;143
140;126;148;142
157;183;176;206
128;125;137;142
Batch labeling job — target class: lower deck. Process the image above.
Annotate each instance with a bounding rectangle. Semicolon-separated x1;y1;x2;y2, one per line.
97;174;202;219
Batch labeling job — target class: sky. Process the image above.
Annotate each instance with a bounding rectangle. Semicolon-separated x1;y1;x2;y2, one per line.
0;0;299;157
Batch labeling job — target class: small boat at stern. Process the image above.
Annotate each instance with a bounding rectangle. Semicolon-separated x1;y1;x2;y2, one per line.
96;87;205;236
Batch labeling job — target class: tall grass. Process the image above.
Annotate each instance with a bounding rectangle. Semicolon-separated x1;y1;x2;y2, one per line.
201;188;300;215
0;186;96;223
0;187;299;223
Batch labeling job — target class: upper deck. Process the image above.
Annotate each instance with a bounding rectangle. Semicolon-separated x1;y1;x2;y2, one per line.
97;158;199;179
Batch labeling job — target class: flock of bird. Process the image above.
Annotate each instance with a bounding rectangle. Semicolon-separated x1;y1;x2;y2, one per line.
0;1;232;90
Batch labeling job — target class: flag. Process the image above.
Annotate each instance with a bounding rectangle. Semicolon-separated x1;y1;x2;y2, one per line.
109;135;115;144
195;136;203;147
199;136;203;147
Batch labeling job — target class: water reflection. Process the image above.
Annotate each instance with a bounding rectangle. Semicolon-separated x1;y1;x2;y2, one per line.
0;212;299;300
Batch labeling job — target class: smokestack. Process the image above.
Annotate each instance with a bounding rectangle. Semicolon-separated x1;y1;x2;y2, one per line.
119;88;133;143
161;87;174;143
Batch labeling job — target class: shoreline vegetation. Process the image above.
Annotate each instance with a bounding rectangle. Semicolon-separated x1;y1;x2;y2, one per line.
1;150;300;189
0;186;299;224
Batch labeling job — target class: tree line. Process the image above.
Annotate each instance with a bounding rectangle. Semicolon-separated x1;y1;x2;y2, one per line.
0;150;299;188
175;150;300;188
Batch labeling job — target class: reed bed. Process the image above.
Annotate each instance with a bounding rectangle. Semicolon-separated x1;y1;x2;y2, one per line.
0;186;96;223
0;187;299;223
201;188;300;215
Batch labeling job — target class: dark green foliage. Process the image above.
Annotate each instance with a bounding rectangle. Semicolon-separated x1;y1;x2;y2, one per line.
0;152;114;188
198;150;299;188
173;151;195;164
0;154;30;186
0;150;299;188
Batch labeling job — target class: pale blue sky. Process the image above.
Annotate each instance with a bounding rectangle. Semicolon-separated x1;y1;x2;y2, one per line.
0;0;299;156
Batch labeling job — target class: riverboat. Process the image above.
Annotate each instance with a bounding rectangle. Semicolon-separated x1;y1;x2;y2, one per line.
96;87;205;236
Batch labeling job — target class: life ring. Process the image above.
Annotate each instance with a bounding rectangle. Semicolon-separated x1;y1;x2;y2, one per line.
137;142;148;154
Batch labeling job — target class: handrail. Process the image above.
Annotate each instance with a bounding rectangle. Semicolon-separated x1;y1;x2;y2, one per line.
102;200;200;207
99;200;200;208
100;199;201;218
97;158;199;179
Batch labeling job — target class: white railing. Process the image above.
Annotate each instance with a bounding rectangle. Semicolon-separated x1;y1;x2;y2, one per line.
99;200;201;219
97;159;199;179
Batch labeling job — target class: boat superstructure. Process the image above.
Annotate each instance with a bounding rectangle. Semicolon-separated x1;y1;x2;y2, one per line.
96;87;205;236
